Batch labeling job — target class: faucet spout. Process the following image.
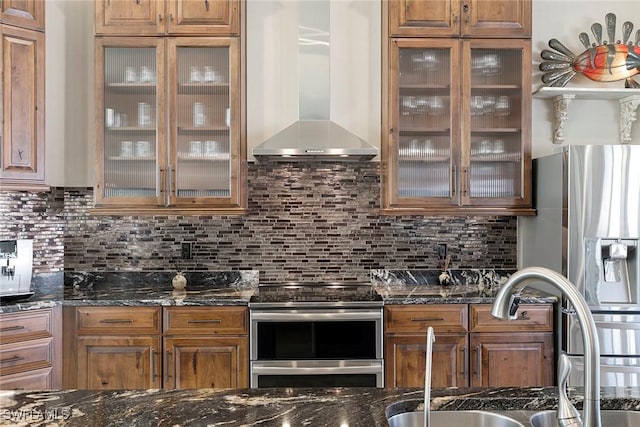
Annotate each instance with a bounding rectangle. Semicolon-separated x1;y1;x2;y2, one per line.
491;267;601;427
424;326;435;427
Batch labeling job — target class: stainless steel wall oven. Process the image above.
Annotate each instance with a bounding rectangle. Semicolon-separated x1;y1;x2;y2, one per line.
249;283;384;388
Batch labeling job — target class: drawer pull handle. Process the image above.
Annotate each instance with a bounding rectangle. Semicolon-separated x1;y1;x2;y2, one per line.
0;356;25;364
410;317;444;322
461;346;468;380
151;350;158;383
475;345;482;380
165;351;172;382
518;311;531;321
99;319;134;324
187;319;222;324
0;325;25;332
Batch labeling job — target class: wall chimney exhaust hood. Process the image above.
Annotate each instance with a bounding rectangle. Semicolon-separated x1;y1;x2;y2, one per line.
252;0;378;161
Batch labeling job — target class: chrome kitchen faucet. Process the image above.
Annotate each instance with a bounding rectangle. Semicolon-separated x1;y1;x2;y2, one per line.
491;267;601;427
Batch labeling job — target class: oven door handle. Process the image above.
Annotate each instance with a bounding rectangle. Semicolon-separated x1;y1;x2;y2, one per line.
250;310;382;321
251;362;383;375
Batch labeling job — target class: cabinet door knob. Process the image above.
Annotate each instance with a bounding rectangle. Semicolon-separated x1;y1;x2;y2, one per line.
158;14;163;22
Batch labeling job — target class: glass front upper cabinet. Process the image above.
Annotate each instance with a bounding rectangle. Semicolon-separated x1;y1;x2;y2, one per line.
95;37;243;212
384;38;531;213
464;39;531;209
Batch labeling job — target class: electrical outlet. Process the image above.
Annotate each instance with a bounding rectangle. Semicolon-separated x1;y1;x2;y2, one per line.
181;242;192;259
437;243;447;259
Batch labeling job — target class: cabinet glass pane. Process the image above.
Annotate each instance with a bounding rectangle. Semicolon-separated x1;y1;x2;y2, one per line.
469;48;522;199
175;47;231;198
103;47;158;198
397;47;452;198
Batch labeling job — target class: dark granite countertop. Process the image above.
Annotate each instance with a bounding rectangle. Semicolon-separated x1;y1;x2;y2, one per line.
371;269;558;304
1;269;558;314
0;386;638;426
61;270;259;307
0;272;64;314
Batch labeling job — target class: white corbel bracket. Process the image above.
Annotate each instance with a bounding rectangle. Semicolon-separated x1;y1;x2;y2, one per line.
619;95;640;144
551;94;575;144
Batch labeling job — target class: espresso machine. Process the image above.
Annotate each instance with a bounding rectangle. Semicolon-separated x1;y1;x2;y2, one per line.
0;239;34;300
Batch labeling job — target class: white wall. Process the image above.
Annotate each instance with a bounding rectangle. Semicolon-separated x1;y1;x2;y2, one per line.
44;0;640;186
45;0;94;187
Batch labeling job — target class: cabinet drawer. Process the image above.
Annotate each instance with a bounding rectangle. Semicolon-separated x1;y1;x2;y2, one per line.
164;307;248;335
385;305;468;333
75;307;161;335
0;367;52;390
470;304;553;332
0;337;53;375
0;309;53;343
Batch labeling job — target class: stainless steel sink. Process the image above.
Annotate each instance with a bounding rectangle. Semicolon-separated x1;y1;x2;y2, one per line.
387;410;526;427
529;410;640;427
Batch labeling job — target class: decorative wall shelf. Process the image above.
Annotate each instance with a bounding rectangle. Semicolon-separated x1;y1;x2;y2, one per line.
533;87;640;144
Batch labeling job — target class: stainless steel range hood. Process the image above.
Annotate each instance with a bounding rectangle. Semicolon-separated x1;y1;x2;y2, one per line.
252;0;378;161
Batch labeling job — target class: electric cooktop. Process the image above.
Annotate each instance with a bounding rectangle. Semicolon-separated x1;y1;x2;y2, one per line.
249;282;383;307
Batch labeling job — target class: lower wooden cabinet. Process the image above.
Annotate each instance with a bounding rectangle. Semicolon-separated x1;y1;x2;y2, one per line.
0;307;61;390
469;304;554;387
469;332;554;387
76;336;161;389
163;306;248;389
385;333;467;387
384;303;554;388
64;306;248;390
164;336;247;389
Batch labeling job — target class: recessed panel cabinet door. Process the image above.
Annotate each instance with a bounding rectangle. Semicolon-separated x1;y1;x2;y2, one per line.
388;0;459;37
77;336;161;389
385;333;467;387
0;24;45;187
95;0;164;35
0;0;45;31
387;0;531;38
463;0;531;38
168;0;239;35
469;332;554;387
164;336;248;389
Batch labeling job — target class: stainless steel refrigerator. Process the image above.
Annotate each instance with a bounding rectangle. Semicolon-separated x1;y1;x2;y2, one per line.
519;145;640;387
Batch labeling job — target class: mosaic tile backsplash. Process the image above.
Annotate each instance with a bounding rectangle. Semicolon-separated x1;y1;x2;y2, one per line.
1;162;517;281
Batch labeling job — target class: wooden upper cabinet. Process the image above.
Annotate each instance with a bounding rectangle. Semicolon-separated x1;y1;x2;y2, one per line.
167;0;239;36
388;0;531;38
95;0;239;36
0;0;45;31
463;0;531;38
95;0;162;36
389;0;458;37
0;24;46;190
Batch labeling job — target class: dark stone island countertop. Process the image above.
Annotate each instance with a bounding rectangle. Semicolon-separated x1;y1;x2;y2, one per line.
1;386;639;426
